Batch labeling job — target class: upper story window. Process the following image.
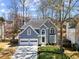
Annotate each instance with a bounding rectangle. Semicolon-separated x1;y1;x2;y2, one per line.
50;28;55;35
42;29;45;35
27;28;31;35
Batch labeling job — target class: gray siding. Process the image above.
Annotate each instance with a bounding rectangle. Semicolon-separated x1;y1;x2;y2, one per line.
19;26;38;39
45;20;57;43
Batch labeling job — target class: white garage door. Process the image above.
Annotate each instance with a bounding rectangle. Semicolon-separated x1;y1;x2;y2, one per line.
19;39;38;46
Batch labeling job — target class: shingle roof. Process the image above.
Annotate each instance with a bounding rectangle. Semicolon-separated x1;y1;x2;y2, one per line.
21;18;50;29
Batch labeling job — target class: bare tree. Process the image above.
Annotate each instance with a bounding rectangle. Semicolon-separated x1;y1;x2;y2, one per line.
8;0;20;39
38;0;48;19
37;0;79;50
47;0;79;49
19;0;26;25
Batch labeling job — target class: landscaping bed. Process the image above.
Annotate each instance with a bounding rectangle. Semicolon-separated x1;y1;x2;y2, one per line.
38;45;63;53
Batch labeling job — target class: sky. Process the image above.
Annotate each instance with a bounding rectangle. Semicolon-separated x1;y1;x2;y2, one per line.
0;0;11;18
0;0;40;20
0;0;79;20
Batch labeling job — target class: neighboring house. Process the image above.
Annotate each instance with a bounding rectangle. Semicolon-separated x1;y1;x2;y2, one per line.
66;22;76;44
4;21;13;39
66;15;79;45
0;23;5;40
18;18;58;46
76;23;79;45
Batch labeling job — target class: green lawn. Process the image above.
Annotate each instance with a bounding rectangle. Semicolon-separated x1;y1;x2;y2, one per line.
0;48;3;52
38;46;70;59
38;53;70;59
38;46;60;52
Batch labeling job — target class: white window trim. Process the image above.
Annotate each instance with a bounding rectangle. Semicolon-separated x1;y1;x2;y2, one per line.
41;29;46;44
27;28;31;35
41;29;46;35
50;27;54;34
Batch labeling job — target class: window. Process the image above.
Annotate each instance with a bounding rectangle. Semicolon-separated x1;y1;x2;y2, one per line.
27;28;31;35
42;29;45;35
21;40;28;42
42;37;45;42
50;28;55;35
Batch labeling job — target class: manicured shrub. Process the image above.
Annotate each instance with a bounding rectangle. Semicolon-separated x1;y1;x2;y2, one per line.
38;46;60;53
48;43;55;45
38;44;41;46
10;39;18;45
72;43;79;51
59;48;64;54
62;39;71;48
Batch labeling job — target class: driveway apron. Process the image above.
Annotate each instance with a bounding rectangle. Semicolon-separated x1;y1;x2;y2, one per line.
12;46;38;59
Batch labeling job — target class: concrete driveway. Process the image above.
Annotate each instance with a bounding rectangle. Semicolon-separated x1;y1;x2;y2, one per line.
12;46;38;59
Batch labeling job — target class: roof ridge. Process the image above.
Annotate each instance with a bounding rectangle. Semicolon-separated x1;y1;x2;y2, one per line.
21;18;53;29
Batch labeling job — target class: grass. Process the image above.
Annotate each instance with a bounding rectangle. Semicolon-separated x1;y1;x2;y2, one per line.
38;53;70;59
38;45;60;52
0;48;3;52
38;45;70;59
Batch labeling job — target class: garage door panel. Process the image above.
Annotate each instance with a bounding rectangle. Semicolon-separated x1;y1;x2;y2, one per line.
19;39;38;46
19;41;28;46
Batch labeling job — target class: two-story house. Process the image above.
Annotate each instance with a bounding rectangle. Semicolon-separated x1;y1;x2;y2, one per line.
18;18;58;46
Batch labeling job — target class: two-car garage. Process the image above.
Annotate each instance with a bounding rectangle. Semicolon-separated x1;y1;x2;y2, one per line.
19;26;39;46
19;39;38;46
